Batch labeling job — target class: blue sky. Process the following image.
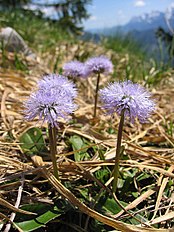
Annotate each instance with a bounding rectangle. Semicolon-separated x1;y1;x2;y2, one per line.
83;0;174;29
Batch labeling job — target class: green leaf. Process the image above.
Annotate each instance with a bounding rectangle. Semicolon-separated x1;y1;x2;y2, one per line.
100;197;147;225
15;203;51;221
14;201;71;232
69;135;90;161
97;195;127;215
79;188;89;200
124;213;148;225
19;127;47;155
137;172;151;181
102;197;127;214
132;192;139;198
94;168;110;183
14;206;60;231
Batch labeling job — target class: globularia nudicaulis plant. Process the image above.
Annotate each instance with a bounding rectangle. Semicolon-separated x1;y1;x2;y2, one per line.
85;55;113;118
24;74;77;179
63;60;89;79
99;80;155;192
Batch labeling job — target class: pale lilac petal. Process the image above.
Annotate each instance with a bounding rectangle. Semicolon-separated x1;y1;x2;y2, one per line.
85;56;113;75
63;61;89;79
24;74;77;127
99;80;155;123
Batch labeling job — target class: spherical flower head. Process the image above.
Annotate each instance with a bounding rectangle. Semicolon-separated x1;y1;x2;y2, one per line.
99;80;155;123
63;60;89;79
85;55;113;75
24;74;77;127
38;74;77;98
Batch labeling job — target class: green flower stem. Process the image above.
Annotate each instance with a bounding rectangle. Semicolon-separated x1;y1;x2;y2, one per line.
94;72;101;118
48;124;59;180
112;109;125;193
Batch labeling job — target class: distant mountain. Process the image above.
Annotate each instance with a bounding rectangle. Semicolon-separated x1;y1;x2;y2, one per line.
122;11;167;33
86;9;174;61
87;10;171;35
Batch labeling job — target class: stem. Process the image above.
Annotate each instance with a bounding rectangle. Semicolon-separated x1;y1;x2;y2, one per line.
48;124;59;180
93;72;101;118
112;110;125;193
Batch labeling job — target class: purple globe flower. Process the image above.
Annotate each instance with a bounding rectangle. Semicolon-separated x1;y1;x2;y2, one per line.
24;74;77;127
63;60;89;79
99;80;155;123
38;74;77;98
85;55;113;75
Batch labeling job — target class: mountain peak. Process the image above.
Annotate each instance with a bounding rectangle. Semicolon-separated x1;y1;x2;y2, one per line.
165;4;174;21
122;10;167;33
130;11;163;25
87;9;171;36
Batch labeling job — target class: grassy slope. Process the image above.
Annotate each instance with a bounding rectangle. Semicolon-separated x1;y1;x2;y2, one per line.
0;9;72;53
0;9;170;85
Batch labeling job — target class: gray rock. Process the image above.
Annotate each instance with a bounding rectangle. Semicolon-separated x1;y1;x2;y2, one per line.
0;27;36;59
